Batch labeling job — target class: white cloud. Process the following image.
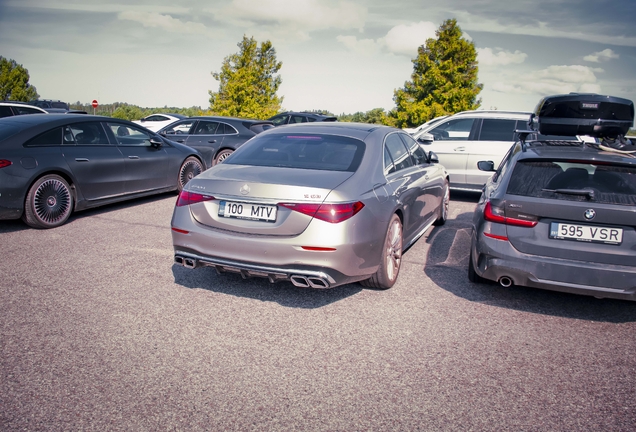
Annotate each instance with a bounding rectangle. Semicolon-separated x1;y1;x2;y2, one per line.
379;21;438;57
118;11;211;35
335;35;380;55
218;0;367;41
584;48;620;63
477;48;527;66
491;65;602;96
453;10;636;47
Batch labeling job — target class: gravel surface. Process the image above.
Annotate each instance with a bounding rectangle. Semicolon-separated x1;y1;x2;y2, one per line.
1;191;635;431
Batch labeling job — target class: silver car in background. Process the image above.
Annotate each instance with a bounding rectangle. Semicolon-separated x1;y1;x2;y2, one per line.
172;122;449;289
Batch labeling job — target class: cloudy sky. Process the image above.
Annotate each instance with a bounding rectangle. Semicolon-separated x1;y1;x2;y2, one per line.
0;0;634;117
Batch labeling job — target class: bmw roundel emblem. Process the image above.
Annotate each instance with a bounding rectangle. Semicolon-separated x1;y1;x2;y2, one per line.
584;209;596;220
240;184;250;195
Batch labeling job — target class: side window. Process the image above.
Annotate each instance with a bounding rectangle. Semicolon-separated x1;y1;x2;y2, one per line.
218;123;238;135
270;115;289;126
69;122;110;145
492;144;521;183
290;115;307;124
0;106;13;118
107;123;152;146
163;120;194;135
193;121;219;135
430;118;474;141
25;127;63;147
399;133;428;165
146;115;167;122
385;133;414;172
14;107;43;115
384;146;395;175
308;117;317;122
479;119;517;141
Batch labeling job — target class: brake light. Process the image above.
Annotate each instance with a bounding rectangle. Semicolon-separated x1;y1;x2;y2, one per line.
0;159;12;169
280;201;364;223
176;191;215;207
484;201;538;227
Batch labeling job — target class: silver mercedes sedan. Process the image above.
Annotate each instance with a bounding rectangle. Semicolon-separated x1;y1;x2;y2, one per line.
171;122;449;289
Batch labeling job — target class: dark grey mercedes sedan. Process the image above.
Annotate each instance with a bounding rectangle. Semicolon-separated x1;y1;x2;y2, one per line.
0;114;204;228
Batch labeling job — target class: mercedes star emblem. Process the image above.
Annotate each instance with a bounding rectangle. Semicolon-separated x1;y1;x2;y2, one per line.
240;184;250;195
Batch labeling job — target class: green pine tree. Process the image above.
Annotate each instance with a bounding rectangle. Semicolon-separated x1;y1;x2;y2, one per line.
209;36;283;119
0;56;39;101
392;19;482;128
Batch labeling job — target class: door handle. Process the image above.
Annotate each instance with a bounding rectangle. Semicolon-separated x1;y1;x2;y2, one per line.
128;156;139;159
75;158;89;162
176;139;185;143
208;139;217;143
454;147;466;152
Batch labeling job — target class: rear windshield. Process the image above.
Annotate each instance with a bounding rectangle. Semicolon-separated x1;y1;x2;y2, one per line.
225;133;365;172
507;160;636;206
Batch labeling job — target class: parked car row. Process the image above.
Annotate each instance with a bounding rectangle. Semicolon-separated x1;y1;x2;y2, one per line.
1;94;634;302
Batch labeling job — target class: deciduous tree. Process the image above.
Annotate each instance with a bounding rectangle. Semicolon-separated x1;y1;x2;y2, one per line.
0;56;39;101
392;19;482;128
209;36;283;119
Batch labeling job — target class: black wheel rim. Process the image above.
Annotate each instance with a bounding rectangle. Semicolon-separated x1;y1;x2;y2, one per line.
34;179;71;225
179;160;202;188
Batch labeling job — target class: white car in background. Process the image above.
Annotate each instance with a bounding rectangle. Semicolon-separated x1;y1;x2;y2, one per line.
413;110;591;192
0;102;48;118
402;115;449;135
133;113;187;132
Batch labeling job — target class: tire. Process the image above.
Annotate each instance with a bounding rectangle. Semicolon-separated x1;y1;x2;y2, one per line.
22;174;73;229
361;214;403;289
434;180;450;226
178;157;203;191
213;149;234;165
468;253;486;283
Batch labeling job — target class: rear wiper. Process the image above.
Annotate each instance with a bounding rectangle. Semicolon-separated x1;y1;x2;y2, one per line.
542;188;595;200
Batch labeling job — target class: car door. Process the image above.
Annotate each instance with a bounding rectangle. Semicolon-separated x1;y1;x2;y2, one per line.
183;120;225;167
384;133;431;243
464;118;519;189
400;132;443;224
60;122;126;200
421;117;476;186
107;122;171;193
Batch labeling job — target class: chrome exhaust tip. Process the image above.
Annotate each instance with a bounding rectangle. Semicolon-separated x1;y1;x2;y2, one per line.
307;277;330;289
290;275;310;288
175;255;197;269
499;276;513;288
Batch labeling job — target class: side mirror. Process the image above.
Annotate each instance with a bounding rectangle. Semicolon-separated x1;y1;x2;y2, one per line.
429;151;439;164
150;137;163;148
477;161;496;172
417;133;434;144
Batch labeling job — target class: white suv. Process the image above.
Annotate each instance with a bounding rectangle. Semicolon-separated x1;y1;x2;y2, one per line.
413;110;582;192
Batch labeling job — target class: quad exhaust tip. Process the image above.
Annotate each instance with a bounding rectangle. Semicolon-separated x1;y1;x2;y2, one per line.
175;255;331;289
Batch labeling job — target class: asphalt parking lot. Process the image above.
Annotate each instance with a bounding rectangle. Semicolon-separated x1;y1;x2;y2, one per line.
1;191;635;431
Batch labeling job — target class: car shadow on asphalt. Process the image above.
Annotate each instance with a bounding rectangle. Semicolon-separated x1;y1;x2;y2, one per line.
424;211;636;323
171;264;363;309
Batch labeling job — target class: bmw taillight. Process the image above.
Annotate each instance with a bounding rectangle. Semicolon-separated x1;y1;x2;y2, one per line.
280;201;364;223
0;159;12;169
176;191;215;207
483;201;538;227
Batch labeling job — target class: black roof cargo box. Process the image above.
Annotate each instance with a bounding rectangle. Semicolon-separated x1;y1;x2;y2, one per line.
532;93;634;137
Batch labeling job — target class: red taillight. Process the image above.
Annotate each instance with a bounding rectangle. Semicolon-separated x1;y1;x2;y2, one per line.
0;159;12;169
483;201;538;227
483;232;509;241
301;246;337;251
172;227;190;234
280;201;364;223
176;191;215;207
